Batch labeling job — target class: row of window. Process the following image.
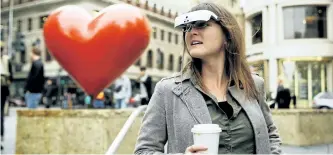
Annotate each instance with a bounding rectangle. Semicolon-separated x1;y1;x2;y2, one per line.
249;5;327;44
18;47;187;72
152;27;181;44
134;49;190;72
12;16;183;46
13;15;48;32
1;0;37;7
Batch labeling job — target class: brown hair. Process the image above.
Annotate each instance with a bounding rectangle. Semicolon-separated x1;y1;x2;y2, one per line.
181;2;259;100
32;47;42;56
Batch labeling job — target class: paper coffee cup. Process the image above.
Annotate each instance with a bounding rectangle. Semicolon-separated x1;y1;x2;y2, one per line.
191;124;221;155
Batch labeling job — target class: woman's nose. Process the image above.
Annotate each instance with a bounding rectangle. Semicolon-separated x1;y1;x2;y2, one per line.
188;27;199;35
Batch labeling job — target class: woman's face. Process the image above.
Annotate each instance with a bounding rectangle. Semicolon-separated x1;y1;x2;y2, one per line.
185;20;225;60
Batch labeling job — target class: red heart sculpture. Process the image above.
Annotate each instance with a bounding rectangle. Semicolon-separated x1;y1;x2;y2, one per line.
43;4;151;96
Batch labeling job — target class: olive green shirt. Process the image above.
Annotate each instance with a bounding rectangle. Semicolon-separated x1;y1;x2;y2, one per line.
193;83;255;154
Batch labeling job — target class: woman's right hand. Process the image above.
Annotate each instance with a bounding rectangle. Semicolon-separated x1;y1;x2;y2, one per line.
184;145;208;154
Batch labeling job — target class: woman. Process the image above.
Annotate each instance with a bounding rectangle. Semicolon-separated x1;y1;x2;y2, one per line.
135;2;281;154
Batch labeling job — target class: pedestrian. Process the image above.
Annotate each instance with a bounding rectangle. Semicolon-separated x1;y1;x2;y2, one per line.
1;47;13;150
113;74;132;109
43;79;57;108
137;66;152;105
275;78;291;109
24;47;45;109
93;91;105;108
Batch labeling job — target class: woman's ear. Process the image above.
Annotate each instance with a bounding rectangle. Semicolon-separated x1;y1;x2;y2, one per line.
224;41;229;51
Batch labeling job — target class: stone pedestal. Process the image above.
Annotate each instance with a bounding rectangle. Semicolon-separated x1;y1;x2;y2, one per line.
272;109;333;146
16;109;143;154
16;109;333;154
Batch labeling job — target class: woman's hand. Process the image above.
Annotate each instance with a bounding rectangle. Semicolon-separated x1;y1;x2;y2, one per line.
185;145;208;154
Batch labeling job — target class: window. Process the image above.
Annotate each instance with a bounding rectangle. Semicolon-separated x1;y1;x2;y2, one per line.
231;0;237;8
17;20;22;32
1;0;9;8
321;92;333;99
168;32;172;43
168;54;174;71
40;15;48;29
250;63;264;78
157;49;164;70
0;28;4;41
175;34;179;44
28;18;32;31
187;58;191;64
14;0;21;4
250;13;262;44
160;29;164;41
283;6;327;39
45;47;52;62
147;50;153;68
135;58;141;66
153;27;157;39
178;56;182;71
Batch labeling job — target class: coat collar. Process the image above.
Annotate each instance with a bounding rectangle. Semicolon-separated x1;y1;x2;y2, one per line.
174;66;243;89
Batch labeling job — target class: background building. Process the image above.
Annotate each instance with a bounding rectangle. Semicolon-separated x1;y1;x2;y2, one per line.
1;0;184;97
191;0;245;30
243;0;333;107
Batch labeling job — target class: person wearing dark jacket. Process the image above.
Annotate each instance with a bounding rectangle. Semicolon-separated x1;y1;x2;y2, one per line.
1;48;13;150
275;78;291;109
25;48;45;109
138;67;152;105
43;79;57;108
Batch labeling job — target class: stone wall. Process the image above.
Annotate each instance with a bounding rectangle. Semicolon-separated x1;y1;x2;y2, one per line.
272;109;333;146
16;109;143;154
16;109;333;154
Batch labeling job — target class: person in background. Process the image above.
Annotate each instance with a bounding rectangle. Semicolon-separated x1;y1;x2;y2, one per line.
84;94;92;107
275;78;291;109
93;91;105;108
113;74;132;109
1;47;13;150
24;47;45;109
138;66;152;105
43;78;57;108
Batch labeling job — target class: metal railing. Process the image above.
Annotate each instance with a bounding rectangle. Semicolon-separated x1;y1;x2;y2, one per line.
105;105;148;155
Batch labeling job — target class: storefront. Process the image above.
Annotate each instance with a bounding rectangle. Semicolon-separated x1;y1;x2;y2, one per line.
277;57;332;107
249;60;269;92
244;0;333;108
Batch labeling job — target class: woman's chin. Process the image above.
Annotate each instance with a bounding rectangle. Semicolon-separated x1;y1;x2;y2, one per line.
189;50;205;59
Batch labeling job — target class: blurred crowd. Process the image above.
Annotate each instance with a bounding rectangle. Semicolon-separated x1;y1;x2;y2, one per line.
1;47;154;110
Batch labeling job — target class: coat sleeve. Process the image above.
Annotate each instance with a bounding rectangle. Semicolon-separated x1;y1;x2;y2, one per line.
134;80;167;155
257;78;282;154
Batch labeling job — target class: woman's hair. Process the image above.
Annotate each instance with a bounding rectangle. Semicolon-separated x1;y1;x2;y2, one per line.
181;2;259;100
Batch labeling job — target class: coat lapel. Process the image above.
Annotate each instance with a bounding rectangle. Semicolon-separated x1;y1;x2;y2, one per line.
172;68;212;124
228;85;270;154
228;86;261;133
172;82;212;124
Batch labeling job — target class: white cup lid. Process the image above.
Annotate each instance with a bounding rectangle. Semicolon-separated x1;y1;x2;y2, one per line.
191;124;222;133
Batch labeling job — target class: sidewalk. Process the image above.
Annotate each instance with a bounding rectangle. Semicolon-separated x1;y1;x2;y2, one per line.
282;144;333;154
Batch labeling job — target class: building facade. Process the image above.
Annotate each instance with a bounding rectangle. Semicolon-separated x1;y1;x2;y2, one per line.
1;0;184;96
190;0;245;30
243;0;333;107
